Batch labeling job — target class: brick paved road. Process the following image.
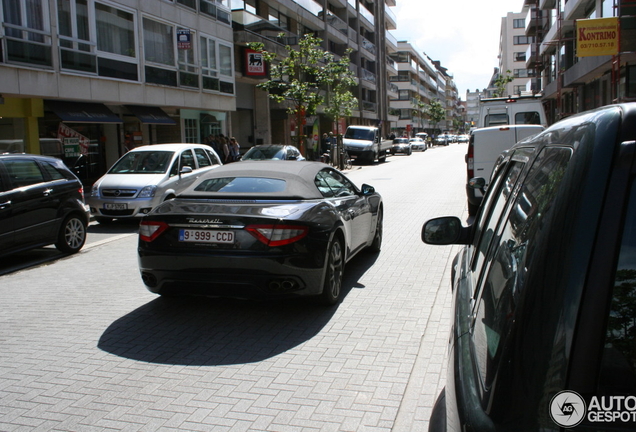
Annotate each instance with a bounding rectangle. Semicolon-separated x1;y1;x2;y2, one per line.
0;144;467;431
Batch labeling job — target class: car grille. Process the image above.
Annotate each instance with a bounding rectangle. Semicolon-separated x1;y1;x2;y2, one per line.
101;188;137;198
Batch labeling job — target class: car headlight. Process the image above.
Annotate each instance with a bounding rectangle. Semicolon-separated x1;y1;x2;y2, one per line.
138;186;157;198
91;184;99;197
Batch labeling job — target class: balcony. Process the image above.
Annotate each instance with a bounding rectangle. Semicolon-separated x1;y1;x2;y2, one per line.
385;30;398;52
324;11;349;44
563;0;588;21
232;10;297;46
540;0;556;9
525;44;539;68
362;100;377;112
525;8;545;37
361;68;376;83
361;37;376;56
385;4;397;30
360;4;375;28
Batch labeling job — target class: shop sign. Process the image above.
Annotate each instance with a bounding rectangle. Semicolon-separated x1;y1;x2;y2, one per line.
576;17;619;57
245;48;266;76
57;123;89;155
63;138;81;158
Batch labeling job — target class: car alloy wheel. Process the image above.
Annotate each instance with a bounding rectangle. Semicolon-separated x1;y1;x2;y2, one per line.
320;238;344;305
369;208;383;253
55;214;87;253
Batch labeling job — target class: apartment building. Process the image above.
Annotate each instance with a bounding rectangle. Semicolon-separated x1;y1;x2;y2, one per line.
0;0;236;178
230;0;398;147
499;10;537;96
526;0;636;124
389;41;446;136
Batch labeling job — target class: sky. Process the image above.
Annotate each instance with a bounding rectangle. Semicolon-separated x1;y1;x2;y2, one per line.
390;0;526;99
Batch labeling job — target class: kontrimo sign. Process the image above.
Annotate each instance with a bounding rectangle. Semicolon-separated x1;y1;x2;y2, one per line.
576;17;620;57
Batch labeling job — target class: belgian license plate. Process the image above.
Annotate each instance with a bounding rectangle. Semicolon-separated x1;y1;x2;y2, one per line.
104;203;127;210
178;229;235;244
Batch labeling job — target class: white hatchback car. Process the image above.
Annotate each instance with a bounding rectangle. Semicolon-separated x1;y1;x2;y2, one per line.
88;143;221;223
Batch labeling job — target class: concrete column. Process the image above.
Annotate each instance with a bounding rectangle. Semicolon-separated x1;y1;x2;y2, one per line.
254;87;271;144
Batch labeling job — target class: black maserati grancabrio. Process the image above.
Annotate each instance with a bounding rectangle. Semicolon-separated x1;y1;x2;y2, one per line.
138;161;383;305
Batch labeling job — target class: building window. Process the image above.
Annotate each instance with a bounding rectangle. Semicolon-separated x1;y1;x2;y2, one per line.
58;0;95;73
513;19;525;28
513;85;526;95
514;52;526;62
177;29;198;88
199;35;234;94
143;18;177;86
513;35;533;45
2;0;52;66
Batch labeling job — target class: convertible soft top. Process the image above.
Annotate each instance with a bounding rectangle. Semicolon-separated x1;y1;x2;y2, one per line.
179;160;334;200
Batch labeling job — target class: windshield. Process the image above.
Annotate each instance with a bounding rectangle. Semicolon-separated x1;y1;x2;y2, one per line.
242;146;285;160
345;128;375;141
109;151;174;174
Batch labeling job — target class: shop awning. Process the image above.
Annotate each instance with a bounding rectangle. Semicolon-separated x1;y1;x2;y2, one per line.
125;105;176;125
45;100;122;123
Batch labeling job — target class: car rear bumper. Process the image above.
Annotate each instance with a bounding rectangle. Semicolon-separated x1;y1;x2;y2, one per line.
138;251;326;299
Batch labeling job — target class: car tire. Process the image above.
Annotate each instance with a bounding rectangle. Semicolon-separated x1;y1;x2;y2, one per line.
369;207;383;253
95;216;113;224
55;214;87;254
319;236;344;306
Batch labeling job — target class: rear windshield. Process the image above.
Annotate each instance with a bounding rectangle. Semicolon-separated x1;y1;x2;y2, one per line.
243;147;285;160
515;111;541;125
109;151;174;174
194;177;286;193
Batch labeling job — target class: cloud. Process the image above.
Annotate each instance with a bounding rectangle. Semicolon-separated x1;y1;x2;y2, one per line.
390;0;525;97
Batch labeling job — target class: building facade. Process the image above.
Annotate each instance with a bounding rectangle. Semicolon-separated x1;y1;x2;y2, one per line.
0;0;236;179
230;0;399;150
524;0;636;124
499;10;536;96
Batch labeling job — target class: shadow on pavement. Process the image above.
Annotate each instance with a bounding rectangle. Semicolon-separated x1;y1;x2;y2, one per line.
88;219;140;234
97;250;379;366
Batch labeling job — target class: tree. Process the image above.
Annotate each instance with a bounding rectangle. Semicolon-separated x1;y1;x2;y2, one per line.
247;34;352;157
494;70;514;97
426;99;445;136
412;96;427;134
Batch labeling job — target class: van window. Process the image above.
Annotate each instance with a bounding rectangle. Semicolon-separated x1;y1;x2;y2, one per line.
484;114;509;127
471;147;572;404
599;179;636;396
515;111;541;125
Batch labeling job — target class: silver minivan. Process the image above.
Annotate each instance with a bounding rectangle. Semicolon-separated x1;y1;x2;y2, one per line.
87;143;221;223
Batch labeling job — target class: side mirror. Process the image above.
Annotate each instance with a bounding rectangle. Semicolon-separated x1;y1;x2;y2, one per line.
361;184;375;196
180;166;193;175
468;177;486;193
422;216;471;245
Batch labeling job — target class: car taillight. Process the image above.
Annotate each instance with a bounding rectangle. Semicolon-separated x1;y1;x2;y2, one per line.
246;224;308;247
139;221;169;242
78;186;84;200
467;137;474;179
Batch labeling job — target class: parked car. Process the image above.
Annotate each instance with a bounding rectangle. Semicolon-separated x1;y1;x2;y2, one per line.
88;143;221;223
0;153;89;256
435;135;451;146
241;144;305;161
457;134;469;143
409;138;427;151
422;103;636;431
138;161;383;305
391;138;412;155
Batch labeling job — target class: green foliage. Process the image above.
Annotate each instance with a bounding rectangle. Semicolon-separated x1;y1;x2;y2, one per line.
412;96;427;130
426;99;445;133
248;34;358;153
494;70;514;97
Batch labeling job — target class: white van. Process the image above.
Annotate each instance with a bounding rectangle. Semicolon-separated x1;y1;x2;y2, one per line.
466;124;544;215
342;125;391;163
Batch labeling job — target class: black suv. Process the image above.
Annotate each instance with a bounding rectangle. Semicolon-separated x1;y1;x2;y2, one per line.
0;154;89;257
422;103;636;431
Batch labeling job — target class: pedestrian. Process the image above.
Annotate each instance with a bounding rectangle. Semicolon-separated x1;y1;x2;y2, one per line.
218;134;230;164
229;137;241;162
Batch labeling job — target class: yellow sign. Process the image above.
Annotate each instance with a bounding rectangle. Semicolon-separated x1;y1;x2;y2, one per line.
576;17;619;57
